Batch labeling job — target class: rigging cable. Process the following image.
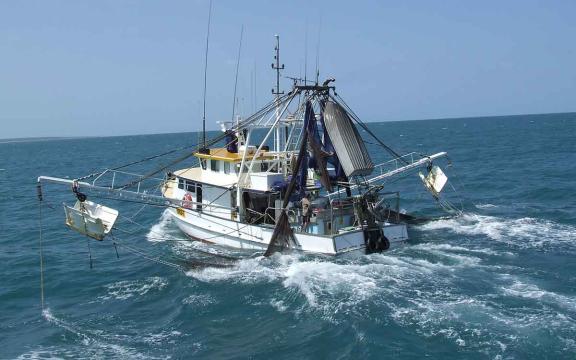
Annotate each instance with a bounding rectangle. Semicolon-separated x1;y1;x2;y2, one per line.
74;143;198;183
330;93;409;165
116;92;292;189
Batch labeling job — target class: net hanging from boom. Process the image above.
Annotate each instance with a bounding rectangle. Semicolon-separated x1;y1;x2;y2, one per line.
264;101;314;256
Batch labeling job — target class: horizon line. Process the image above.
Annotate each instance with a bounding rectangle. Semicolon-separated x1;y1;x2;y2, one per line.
1;110;574;142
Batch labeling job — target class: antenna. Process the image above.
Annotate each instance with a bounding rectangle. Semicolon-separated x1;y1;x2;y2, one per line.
201;0;212;150
254;61;258;111
253;60;257;112
304;20;308;85
271;35;284;98
315;15;322;85
231;25;244;122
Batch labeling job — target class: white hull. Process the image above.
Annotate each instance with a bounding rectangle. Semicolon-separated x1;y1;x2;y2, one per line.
168;207;408;256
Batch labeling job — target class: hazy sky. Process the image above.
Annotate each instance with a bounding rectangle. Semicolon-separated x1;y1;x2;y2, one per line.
1;0;575;138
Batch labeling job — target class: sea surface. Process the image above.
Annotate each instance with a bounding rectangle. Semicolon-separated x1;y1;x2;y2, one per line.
1;113;575;359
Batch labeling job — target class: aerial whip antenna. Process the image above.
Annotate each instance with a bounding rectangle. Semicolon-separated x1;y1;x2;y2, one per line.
201;0;213;150
231;25;244;122
315;15;322;85
304;19;308;85
253;61;257;112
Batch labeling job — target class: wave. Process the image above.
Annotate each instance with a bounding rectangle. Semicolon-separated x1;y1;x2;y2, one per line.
500;278;576;312
98;276;167;301
180;241;576;354
418;213;576;249
475;203;501;209
116;210;576;354
146;209;181;242
410;243;510;257
182;294;216;307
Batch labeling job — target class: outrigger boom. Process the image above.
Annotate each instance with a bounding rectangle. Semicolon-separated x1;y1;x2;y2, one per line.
326;152;448;197
37;149;447;212
36;175;227;211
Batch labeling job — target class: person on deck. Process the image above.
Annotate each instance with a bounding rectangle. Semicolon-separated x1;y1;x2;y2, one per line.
301;193;311;231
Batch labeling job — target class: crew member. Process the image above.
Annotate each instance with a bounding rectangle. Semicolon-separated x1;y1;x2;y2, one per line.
302;193;311;231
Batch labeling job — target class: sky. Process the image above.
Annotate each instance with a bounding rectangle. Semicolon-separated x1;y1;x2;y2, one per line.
1;0;575;138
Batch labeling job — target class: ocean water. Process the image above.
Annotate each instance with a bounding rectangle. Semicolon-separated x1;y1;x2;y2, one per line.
1;113;575;359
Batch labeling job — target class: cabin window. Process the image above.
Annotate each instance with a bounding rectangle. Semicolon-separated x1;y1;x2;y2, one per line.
186;181;196;193
224;162;230;174
178;178;185;189
210;160;219;172
200;159;207;170
260;162;269;172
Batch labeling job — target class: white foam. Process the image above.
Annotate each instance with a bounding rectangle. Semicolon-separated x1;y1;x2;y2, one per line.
186;255;386;319
475;203;500;209
501;280;576;312
411;243;507;256
141;330;182;346
16;347;78;359
270;299;288;312
281;259;378;311
99;276;167;301
181;238;576;351
146;209;181;242
182;294;216;307
419;213;576;249
187;256;280;283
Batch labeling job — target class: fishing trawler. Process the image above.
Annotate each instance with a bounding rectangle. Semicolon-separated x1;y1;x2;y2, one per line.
37;36;457;258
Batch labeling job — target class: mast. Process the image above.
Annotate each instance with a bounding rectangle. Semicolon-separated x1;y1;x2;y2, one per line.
272;34;284;100
231;25;244;123
271;35;285;159
201;0;213;150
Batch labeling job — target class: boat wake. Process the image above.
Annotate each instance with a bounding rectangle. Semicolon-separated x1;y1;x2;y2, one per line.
418;212;576;250
118;209;576;356
179;212;576;355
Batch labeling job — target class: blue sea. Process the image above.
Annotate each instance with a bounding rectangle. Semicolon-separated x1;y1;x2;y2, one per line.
1;113;575;359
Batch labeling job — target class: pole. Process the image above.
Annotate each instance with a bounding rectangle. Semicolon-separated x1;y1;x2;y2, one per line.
202;0;213;149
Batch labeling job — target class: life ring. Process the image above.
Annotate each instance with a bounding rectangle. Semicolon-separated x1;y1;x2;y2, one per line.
182;193;193;209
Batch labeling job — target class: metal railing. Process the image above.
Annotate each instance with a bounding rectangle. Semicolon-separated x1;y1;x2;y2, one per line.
373;152;418;175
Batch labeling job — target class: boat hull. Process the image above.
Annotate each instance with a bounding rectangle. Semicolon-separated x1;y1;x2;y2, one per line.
168;208;408;255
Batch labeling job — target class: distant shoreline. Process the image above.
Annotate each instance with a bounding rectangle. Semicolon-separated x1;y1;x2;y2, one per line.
2;111;574;143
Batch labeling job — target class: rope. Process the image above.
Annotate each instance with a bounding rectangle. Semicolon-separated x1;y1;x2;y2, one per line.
112;239;185;271
112;234;240;270
113;226;242;260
